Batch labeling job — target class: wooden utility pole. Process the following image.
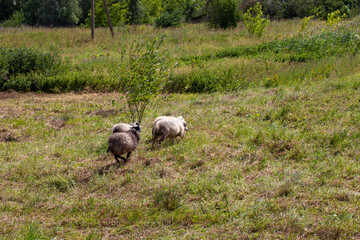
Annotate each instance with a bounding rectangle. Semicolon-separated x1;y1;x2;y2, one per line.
103;0;114;37
91;0;95;40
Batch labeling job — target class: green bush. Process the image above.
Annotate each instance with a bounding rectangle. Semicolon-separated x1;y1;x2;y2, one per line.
0;47;62;90
0;47;61;77
0;10;25;27
243;2;269;37
119;36;170;123
154;9;183;28
258;0;359;19
1;71;120;93
326;9;346;29
206;0;239;29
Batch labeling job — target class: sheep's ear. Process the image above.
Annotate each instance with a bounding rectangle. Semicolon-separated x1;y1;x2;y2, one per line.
131;122;139;127
112;126;119;133
132;125;141;132
178;116;184;120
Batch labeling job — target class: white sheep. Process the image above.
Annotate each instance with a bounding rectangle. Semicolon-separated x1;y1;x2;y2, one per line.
152;116;187;149
153;116;184;126
111;122;139;134
107;125;141;163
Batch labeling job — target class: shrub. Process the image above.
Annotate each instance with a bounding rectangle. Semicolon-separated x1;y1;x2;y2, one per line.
0;47;62;90
281;0;315;19
326;10;346;29
240;0;258;13
0;10;25;27
298;15;314;36
258;0;358;20
207;0;239;29
118;36;170;123
0;47;61;77
154;9;183;28
243;2;269;37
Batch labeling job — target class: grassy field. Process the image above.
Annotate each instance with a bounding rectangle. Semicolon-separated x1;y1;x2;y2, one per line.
1;19;360;239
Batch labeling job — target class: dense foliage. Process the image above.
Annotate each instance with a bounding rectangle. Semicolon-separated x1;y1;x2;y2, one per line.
2;0;359;27
254;0;360;19
207;0;239;29
21;0;82;26
0;47;62;91
84;0;129;27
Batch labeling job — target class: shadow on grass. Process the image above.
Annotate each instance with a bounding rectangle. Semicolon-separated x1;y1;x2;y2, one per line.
78;161;126;183
147;138;183;151
96;161;125;175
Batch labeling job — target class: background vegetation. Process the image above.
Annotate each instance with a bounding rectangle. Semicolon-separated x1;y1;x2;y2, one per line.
1;14;360;93
1;0;360;27
0;14;360;239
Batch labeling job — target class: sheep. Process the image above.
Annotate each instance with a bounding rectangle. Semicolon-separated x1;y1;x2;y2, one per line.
153;116;184;126
107;125;141;163
111;122;139;134
152;116;187;149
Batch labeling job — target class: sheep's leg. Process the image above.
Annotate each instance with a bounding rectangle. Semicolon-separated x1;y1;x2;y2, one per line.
160;134;167;144
152;136;157;150
115;155;127;163
125;152;132;162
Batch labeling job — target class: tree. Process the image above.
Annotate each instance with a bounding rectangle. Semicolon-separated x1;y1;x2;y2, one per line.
0;0;22;21
243;2;269;37
21;0;40;25
21;0;82;26
79;0;91;24
119;36;170;124
127;0;143;24
207;0;239;29
85;0;128;27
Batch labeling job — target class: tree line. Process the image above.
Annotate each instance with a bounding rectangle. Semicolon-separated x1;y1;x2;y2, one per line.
0;0;359;29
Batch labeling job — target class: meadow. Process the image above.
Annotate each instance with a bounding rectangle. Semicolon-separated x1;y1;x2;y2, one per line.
0;18;360;239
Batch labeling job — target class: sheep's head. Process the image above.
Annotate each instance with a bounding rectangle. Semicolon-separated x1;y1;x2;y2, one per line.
131;122;139;127
183;122;188;131
131;124;141;132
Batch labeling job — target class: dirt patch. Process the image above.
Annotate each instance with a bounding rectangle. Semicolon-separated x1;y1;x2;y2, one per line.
47;119;66;130
87;109;120;117
0;129;19;142
0;91;21;100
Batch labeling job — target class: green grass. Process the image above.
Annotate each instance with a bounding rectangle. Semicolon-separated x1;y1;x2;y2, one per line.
1;71;359;238
0;18;360;239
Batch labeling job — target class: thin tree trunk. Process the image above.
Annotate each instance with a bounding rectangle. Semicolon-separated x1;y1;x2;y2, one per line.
91;0;95;40
103;0;115;37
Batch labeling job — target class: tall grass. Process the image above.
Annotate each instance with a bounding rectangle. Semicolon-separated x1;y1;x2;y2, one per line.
0;19;359;95
4;19;357;93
